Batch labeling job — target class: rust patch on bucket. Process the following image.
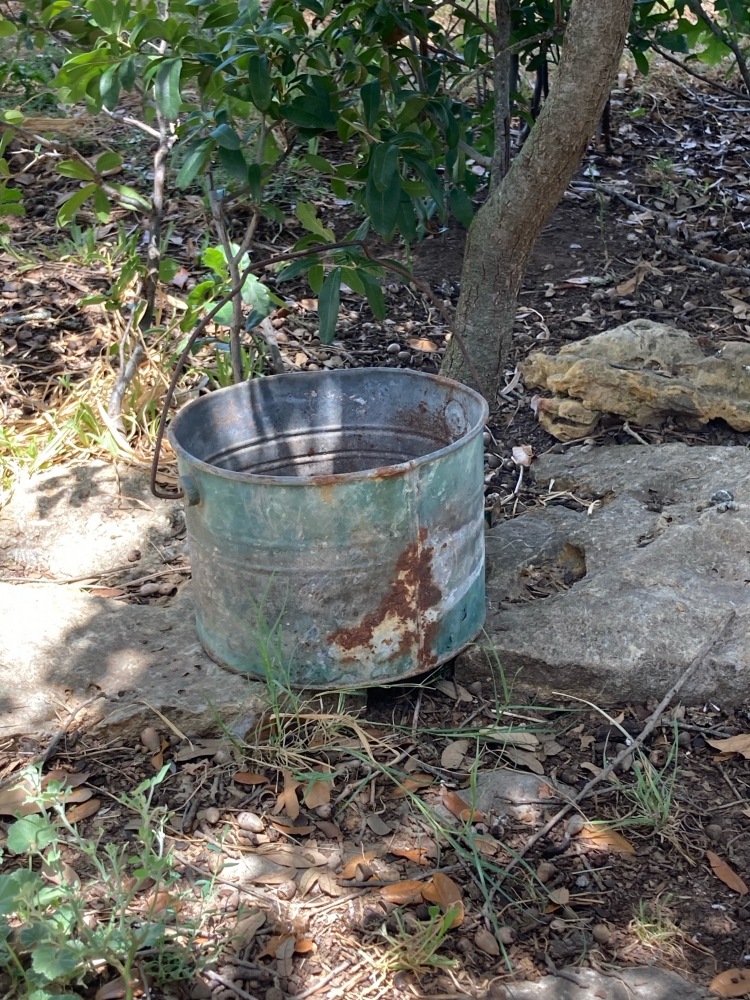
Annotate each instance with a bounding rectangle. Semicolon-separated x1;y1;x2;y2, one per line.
329;527;441;667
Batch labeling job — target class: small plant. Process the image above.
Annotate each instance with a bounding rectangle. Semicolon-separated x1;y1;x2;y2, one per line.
377;905;460;973
628;895;682;954
0;766;218;1000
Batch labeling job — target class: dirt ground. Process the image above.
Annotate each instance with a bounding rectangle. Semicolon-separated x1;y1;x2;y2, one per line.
2;63;750;1000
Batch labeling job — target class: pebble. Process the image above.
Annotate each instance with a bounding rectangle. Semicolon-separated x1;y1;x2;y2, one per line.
139;582;160;596
238;811;265;833
315;803;332;819
497;926;516;945
386;343;401;354
126;548;141;562
677;730;691;748
158;582;174;595
592;923;612;945
203;807;220;825
276;880;297;900
483;432;491;446
397;350;411;361
706;823;723;843
486;454;501;469
265;990;284;1000
536;861;557;883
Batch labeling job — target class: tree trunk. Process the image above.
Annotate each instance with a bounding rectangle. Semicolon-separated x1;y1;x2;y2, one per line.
440;0;633;400
489;0;511;188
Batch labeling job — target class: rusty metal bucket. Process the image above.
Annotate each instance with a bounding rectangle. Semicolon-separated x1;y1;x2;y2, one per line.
168;368;488;689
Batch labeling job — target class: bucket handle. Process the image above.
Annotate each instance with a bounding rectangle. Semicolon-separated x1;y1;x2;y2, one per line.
149;242;487;500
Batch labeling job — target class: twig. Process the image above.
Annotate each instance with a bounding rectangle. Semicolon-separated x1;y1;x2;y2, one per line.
497;611;736;881
0;563;136;585
256;317;285;374
283;960;352;1000
685;0;750;95
655;235;750;279
120;566;191;589
108;339;145;437
204;971;260;1000
647;39;750;100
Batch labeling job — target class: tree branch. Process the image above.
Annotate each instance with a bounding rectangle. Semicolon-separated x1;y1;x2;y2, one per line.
685;0;750;94
646;38;750;100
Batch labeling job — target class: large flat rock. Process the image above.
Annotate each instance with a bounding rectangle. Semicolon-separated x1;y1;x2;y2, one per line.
460;443;750;704
494;966;709;999
0;580;265;738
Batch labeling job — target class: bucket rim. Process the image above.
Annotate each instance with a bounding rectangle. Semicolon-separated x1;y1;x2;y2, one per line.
167;367;489;487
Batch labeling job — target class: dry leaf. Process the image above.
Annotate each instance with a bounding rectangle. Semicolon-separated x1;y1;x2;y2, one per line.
274;771;300;820
232;910;266;943
380;880;424;904
340;850;377;879
171;267;190;288
233;772;270;786
315;820;342;840
579;733;595;749
0;780;41;817
95;974;148;1000
422;872;464;927
174;739;229;761
474;835;500;856
707;734;750;759
367;814;391;836
615;275;638;296
146;891;181;914
391;847;433;865
707;851;748;895
258;932;294;959
389;775;434;799
298;868;321;897
441;788;485;824
480;728;539;748
317;871;342;897
151;751;164;772
578;824;635;855
709;968;750;997
43;770;90;789
276;934;295;977
300;298;318;311
66;798;101;823
435;680;457;699
408;337;439;352
547;887;570;908
441;740;470;769
501;746;545;775
271;821;315;836
255;845;317;868
511;444;534;467
303;778;331;809
474;928;500;956
89;587;126;598
294;938;315;954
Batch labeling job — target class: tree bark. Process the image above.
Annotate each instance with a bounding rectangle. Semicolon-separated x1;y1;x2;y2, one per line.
440;0;633;400
489;0;511;188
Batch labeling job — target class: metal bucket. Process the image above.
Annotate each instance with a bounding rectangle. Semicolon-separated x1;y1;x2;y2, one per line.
168;368;488;689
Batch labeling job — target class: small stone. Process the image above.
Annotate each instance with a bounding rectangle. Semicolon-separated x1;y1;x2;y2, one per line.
497;925;516;945
213;749;231;765
127;548;141;562
677;731;691;748
158;582;175;595
565;814;585;836
486;454;501;469
456;936;473;954
265;989;284;1000
315;803;332;819
238;811;264;833
474;927;500;956
204;807;220;825
706;824;723;843
277;880;297;900
397;350;411;361
483;432;491;446
139;582;160;596
386;343;401;354
307;364;321;371
536;862;557;884
592;923;611;945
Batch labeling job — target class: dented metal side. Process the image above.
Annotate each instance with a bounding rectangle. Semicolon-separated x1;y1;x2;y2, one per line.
169;368;487;689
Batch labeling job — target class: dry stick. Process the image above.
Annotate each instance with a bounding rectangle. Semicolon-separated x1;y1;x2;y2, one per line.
655;235;750;280
284;960;352;1000
685;0;750;96
647;39;750;101
108;344;145;437
204;971;261;1000
497;610;736;883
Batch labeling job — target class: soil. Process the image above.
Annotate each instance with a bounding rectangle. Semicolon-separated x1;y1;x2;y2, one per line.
2;61;750;1000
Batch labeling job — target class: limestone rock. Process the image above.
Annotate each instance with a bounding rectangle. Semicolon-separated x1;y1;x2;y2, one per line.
521;319;750;440
492;966;709;999
0;580;265;738
460;443;750;704
474;770;575;825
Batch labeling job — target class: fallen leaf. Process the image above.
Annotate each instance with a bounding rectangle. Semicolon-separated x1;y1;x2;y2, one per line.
435;680;457;699
95;974;149;1000
366;814;392;836
276;934;295;977
389;775;434;799
271;821;315;836
232;910;266;943
146;891;182;914
171;267;190;288
391;847;433;865
473;835;501;856
511;444;534;467
380;880;424;904
317;871;342;897
580;762;604;776
441;788;485;824
258;932;294;959
66;799;101;823
547;887;570;908
255;845;318;868
61;787;93;805
0;780;41;817
707;734;750;759
474;927;500;956
340;850;377;879
315;820;342;840
480;728;539;748
233;772;270;786
578;825;635;855
151;751;164;772
579;733;595;749
294;938;315;954
43;770;90;789
455;684;474;703
300;298;318;311
441;740;470;769
422;872;464;927
274;770;300;820
303;778;331;809
89;587;126;598
707;851;748;895
500;746;545;774
710;968;750;997
298;868;321;896
615;275;638;296
408;337;439;352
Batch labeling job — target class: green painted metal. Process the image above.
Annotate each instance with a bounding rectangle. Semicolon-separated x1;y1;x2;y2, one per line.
168;368;488;689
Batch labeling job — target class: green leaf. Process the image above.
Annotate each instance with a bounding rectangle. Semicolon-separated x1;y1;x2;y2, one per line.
119;54;136;90
247;53;272;112
358;268;385;320
308;263;323;293
7;816;56;854
0;17;17;36
32;945;82;984
304;153;333;173
360;78;381;129
277;256;316;282
176;140;214;188
56;184;96;227
449;187;474;228
247;162;262;201
57;159;94;180
365;170;401;239
370;142;398;194
99;63;120;111
211;123;241;149
202;246;228;277
155;57;183;121
318;266;341;344
402;151;444;209
92;186;111;222
84;0;112;28
240;273;272;314
1;110;24;125
219;145;247;181
107;183;150;209
279;101;336;130
159;257;180;281
29;991;83;1000
95;151;122;173
631;48;649;75
295;202;335;242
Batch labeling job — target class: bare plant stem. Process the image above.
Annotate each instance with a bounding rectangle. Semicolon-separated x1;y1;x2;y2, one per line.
141;107;176;332
491;0;512;187
685;0;750;94
647;39;750;100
